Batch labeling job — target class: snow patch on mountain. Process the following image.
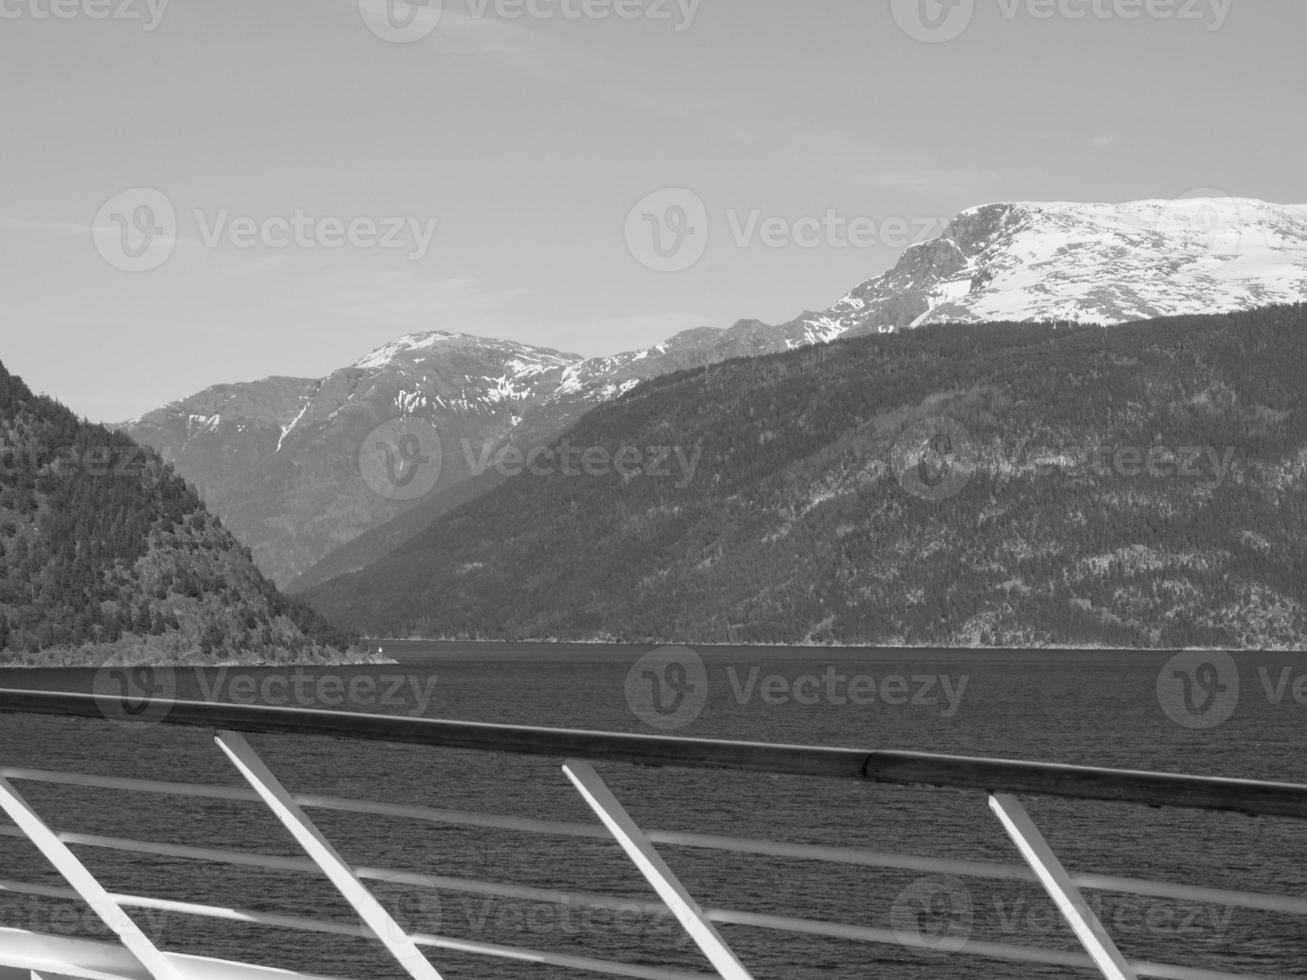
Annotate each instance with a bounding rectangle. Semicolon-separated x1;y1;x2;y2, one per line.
120;197;1307;588
275;398;312;453
354;332;463;370
822;198;1307;335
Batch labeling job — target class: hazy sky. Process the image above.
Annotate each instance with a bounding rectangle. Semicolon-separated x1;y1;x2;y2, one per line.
1;0;1304;422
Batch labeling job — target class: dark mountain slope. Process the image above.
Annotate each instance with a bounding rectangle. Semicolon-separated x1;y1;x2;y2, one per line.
0;359;357;665
127;198;1307;588
305;306;1307;649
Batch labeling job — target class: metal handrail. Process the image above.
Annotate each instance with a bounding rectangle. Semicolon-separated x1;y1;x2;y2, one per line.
2;690;1306;980
4;689;1307;819
0;876;1278;980
5;807;1307;918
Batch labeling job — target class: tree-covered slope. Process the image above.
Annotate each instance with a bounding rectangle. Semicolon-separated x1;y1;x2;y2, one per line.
305;306;1307;649
0;359;357;665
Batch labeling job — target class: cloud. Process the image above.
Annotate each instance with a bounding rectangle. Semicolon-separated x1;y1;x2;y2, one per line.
1091;133;1119;149
855;169;1004;192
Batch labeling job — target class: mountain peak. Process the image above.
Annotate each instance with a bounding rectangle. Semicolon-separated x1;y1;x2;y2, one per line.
822;197;1307;336
353;331;474;369
123;195;1307;589
352;331;584;372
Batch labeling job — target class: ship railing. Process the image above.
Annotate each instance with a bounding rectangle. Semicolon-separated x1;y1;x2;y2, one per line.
0;689;1305;980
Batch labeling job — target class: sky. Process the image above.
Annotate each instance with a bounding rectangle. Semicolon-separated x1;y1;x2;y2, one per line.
1;0;1304;423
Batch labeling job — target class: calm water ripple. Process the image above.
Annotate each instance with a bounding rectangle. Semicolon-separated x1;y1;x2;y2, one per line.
1;645;1304;979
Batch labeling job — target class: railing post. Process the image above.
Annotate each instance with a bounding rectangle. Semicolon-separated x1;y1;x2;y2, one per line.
215;732;444;980
989;793;1138;980
563;760;755;980
0;775;185;980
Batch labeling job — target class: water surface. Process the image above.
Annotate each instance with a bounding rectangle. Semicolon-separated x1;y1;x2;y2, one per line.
1;645;1304;979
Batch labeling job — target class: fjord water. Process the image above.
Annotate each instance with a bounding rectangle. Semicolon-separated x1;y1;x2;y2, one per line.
1;646;1305;979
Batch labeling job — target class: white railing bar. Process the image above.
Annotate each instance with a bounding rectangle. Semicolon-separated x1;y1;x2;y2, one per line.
0;927;350;980
2;878;1278;980
1117;963;1287;980
122;893;721;980
0;768;261;801
353;867;669;917
564;760;755;980
0;767;612;836
0;879;81;902
645;828;1031;878
0;826;314;873
0;879;409;948
991;793;1138;980
714;906;1094;965
0;775;185;980
295;794;605;838
403;929;720;980
7;821;1307;920
707;908;1276;980
0;774;1288;919
0;830;669;918
1074;872;1307;917
0;954;139;980
215;731;443;980
0;880;718;980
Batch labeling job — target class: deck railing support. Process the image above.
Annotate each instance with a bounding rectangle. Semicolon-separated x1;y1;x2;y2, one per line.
990;793;1138;980
0;774;184;980
563;760;755;980
215;732;444;980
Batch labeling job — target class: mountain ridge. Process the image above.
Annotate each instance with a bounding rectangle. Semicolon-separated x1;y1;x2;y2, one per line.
0;359;362;666
122;197;1307;587
302;304;1307;649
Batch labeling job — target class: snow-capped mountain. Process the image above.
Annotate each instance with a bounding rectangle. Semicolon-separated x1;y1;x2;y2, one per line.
123;334;587;585
122;197;1307;586
806;198;1307;335
123;323;836;585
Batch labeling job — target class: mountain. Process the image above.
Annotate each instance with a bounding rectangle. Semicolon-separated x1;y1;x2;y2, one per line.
123;323;826;588
283;318;838;592
124;198;1307;588
302;305;1307;650
0;359;359;666
121;335;580;586
810;198;1307;334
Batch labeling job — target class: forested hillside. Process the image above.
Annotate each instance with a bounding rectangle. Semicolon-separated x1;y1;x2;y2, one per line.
306;305;1307;649
0;360;357;665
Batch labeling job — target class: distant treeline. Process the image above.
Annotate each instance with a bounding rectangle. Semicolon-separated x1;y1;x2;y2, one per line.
0;360;354;662
305;304;1307;649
